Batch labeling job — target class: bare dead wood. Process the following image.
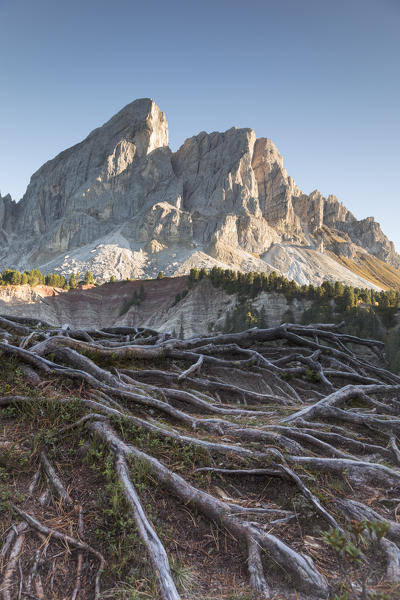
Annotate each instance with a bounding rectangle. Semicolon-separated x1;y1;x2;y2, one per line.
1;532;25;600
381;538;400;582
0;524;27;565
90;420;329;599
116;453;181;600
177;354;204;381
281;383;400;424
71;505;84;600
2;314;400;598
11;506;105;600
274;464;344;533
40;451;72;505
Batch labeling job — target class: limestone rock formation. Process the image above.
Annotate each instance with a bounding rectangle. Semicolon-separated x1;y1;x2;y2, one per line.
0;193;16;240
252;137;300;232
1;98;399;288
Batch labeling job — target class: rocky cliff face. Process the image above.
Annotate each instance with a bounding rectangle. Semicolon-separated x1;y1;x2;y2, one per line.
1;98;399;288
252;138;300;232
0;193;16;239
3;99;185;266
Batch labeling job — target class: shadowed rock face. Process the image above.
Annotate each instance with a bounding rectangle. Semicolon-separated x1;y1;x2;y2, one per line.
0;193;16;234
0;98;399;285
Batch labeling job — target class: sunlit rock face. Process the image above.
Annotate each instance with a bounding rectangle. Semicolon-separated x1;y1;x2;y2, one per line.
172;128;260;217
14;98;176;236
252;137;300;232
0;98;399;285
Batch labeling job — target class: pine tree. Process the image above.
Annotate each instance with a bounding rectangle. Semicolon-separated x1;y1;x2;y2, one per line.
188;268;200;284
9;270;22;285
85;271;94;285
269;271;278;291
245;310;258;328
343;287;356;310
334;281;345;297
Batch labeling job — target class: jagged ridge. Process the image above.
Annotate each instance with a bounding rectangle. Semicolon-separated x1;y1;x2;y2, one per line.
1;98;399;288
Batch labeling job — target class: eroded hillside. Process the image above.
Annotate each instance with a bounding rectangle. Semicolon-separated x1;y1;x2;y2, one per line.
0;277;307;337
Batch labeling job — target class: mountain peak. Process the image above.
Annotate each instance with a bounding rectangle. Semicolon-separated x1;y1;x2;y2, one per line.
95;97;168;155
0;98;399;288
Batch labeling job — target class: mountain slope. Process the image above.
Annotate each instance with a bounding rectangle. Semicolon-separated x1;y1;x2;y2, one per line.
1;98;399;288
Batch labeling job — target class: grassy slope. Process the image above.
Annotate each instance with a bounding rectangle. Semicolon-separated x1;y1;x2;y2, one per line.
330;251;400;290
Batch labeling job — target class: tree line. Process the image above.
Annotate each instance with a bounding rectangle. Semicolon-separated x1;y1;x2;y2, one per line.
0;268;95;289
188;266;400;311
188;267;400;373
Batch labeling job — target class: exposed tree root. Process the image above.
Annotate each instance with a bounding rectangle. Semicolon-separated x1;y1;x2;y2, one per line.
11;506;105;599
1;318;400;598
40;451;73;505
90;420;329;599
115;453;181;600
1;530;25;600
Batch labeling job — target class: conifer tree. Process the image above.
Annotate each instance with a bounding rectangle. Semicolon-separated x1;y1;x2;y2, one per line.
85;271;94;285
69;273;77;289
343;286;356;310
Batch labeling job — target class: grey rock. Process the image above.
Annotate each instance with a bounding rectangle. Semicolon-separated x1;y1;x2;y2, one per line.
0;98;398;287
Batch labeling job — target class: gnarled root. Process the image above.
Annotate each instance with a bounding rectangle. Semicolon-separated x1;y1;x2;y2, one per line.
2;316;400;597
90;420;329;599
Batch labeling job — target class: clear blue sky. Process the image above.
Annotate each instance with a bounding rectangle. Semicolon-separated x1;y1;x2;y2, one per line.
1;0;399;250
